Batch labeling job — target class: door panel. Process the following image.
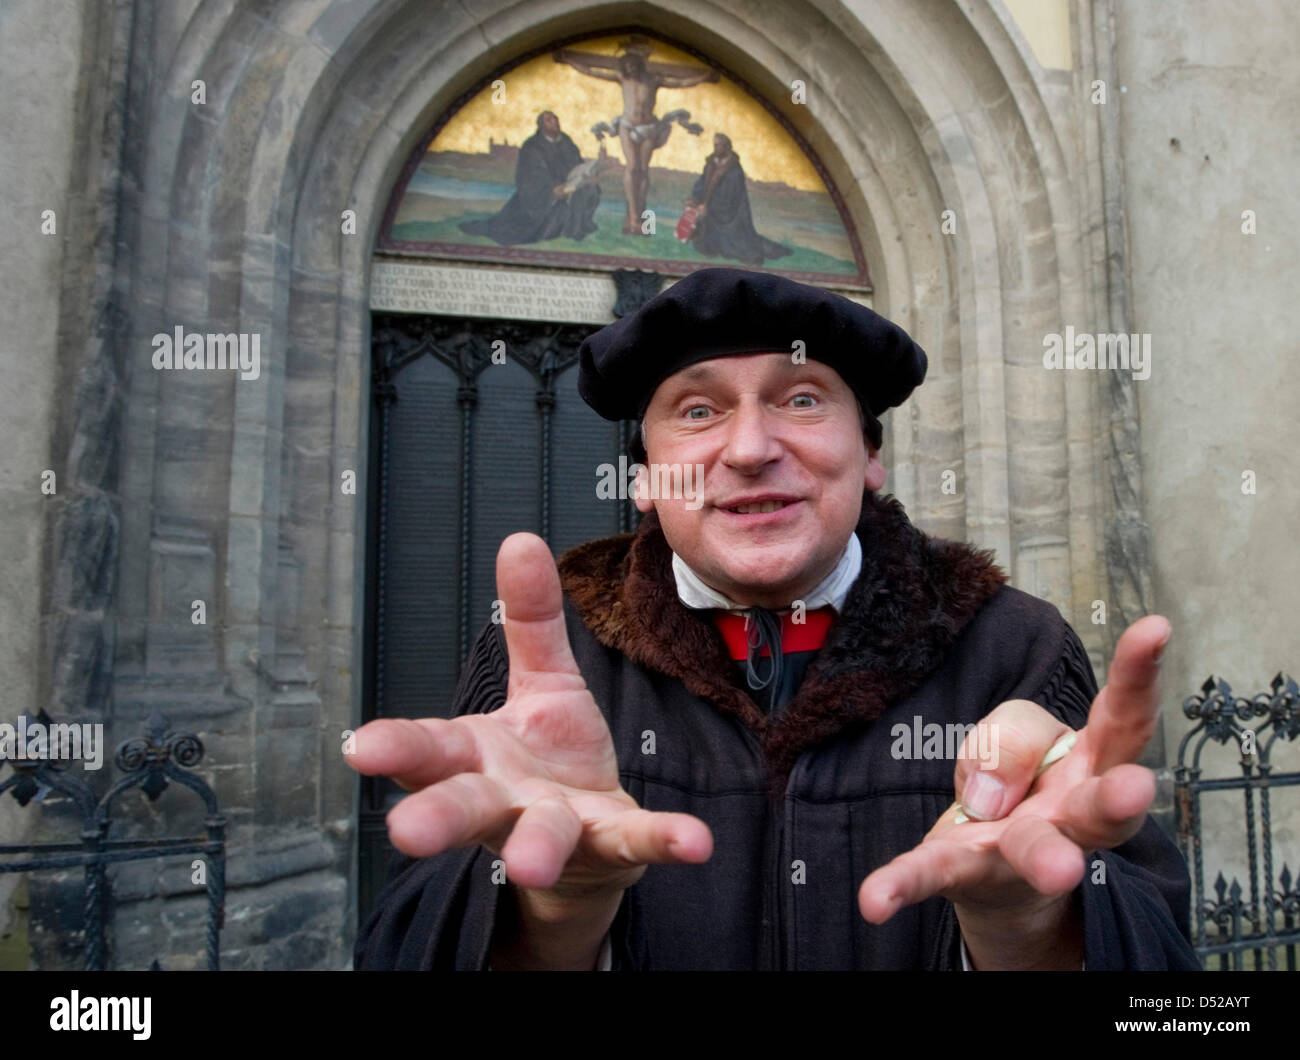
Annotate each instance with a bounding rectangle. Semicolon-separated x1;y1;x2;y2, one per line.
360;311;639;926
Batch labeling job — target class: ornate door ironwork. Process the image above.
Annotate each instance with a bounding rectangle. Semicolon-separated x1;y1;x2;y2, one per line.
360;307;644;924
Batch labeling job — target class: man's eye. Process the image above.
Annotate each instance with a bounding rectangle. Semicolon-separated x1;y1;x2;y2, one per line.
789;394;817;408
685;406;711;420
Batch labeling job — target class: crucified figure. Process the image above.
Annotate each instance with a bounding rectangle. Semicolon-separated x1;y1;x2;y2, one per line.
554;39;720;235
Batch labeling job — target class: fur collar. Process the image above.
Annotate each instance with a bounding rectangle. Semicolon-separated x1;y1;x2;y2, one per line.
556;491;1008;796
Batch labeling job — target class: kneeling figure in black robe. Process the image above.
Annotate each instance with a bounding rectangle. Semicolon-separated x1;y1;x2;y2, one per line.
460;112;600;245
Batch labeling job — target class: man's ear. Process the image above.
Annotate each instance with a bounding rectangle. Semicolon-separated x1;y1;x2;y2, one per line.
864;444;887;491
633;462;655;513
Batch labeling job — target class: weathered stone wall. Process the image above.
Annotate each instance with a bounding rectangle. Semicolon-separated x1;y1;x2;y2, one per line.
0;0;91;965
1114;0;1300;889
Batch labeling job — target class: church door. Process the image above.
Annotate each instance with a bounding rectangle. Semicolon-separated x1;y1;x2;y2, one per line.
359;309;643;925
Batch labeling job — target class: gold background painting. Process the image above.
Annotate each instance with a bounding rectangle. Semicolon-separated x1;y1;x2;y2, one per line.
432;36;824;192
383;32;865;283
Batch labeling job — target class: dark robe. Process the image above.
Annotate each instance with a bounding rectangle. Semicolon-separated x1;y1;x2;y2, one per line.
355;490;1199;971
690;152;792;266
459;130;599;245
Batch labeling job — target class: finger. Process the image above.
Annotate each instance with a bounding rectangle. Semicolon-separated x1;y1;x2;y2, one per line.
1087;615;1171;772
952;700;1071;823
997;815;1086;896
500;795;583;889
858;834;1001;923
385;772;514;858
496;533;585;698
585;809;714;867
1055;763;1155;850
345;717;480;792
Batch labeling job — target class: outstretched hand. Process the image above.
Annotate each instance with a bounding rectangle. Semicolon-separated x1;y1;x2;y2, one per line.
345;532;713;900
857;615;1172;969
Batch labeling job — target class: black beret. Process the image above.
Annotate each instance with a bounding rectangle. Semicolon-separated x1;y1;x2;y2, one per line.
577;267;927;449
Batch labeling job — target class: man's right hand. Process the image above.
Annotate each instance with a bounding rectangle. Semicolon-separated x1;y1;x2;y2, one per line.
346;532;713;967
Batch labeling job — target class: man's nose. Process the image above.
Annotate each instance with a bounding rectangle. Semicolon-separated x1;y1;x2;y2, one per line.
720;401;783;471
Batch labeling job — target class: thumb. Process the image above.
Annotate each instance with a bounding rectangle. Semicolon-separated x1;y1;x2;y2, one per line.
497;533;583;697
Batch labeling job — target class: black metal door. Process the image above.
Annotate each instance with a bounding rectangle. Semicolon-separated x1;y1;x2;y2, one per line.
359;310;642;927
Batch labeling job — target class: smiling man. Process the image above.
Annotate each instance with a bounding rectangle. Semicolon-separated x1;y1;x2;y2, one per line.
638;354;870;609
348;267;1198;971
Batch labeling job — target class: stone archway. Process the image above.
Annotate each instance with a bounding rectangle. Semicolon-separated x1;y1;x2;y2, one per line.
41;0;1138;968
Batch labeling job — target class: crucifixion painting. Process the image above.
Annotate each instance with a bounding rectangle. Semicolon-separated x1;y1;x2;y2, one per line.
381;31;868;287
553;36;718;235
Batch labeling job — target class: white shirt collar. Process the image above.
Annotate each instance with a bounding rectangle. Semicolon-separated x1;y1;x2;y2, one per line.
671;532;862;614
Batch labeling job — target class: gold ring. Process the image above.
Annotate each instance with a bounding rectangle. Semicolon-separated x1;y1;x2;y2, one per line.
953;730;1077;823
1034;730;1077;778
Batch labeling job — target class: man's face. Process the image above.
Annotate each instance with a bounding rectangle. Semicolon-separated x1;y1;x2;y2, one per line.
713;136;729;156
540;113;559;136
636;353;886;608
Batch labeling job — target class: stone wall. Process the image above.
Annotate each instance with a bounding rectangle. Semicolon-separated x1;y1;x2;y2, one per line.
1115;0;1300;888
0;0;91;965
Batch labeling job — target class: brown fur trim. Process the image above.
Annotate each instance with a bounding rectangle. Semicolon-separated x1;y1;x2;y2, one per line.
558;516;768;734
556;491;1008;796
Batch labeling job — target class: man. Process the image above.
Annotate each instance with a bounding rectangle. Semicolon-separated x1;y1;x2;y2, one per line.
349;268;1198;970
685;133;792;266
458;111;599;245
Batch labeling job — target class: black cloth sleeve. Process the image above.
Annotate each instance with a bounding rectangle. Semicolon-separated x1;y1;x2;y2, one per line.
1033;623;1200;970
353;621;512;970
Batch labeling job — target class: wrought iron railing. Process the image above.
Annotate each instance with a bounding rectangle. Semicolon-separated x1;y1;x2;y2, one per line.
1175;673;1300;969
0;707;226;970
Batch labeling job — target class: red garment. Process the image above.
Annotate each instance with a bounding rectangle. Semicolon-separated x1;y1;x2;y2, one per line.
711;608;834;660
674;205;698;242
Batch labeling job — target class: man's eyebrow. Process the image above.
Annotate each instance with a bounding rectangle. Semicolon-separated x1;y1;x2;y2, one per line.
652;365;724;403
666;361;830;387
669;364;720;387
656;360;840;403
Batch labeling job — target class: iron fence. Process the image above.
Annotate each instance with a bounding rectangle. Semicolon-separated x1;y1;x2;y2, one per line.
1175;673;1300;969
0;707;225;970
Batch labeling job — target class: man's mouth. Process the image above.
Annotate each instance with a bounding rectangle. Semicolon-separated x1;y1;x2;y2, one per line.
719;497;799;515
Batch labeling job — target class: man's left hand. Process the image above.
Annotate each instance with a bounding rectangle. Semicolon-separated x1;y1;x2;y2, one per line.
857;614;1172;969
